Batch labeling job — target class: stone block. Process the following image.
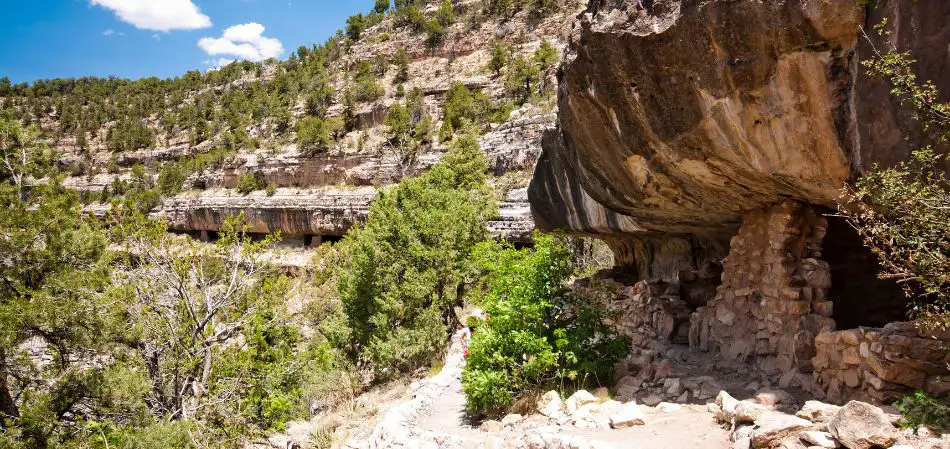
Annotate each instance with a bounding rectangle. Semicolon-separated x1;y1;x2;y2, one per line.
812;301;833;317
841;347;861;365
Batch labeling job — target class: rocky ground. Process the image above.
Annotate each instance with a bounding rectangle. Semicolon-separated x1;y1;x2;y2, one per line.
314;328;950;449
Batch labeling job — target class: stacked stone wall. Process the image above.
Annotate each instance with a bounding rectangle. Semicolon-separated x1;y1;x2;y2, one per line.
812;323;950;404
688;201;835;381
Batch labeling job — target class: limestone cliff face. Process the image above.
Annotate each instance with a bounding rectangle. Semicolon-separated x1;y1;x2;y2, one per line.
530;0;950;402
529;0;949;252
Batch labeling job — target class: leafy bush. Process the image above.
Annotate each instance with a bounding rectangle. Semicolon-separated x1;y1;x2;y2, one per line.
297;116;334;155
461;234;629;417
394;4;426;31
328;130;496;379
158;162;187;195
840;19;950;332
352;60;384;103
393;48;410;84
439;82;491;140
839;18;950;434
896;391;950;433
425;1;456;46
237;171;267;194
488;40;512;76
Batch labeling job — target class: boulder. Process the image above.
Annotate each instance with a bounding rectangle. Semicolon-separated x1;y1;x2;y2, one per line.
479;420;504;432
566;390;598;415
501;414;523;426
752;412;814;449
796;401;842;423
608;402;648;428
641;394;664;407
537;390;563;418
735;401;771;423
799;430;838;448
733;436;753;449
715;391;741;423
827;401;896;449
755;389;793;406
654;359;675;379
666;378;685;397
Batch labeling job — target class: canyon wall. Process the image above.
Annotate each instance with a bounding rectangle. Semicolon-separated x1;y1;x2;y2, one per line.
530;0;950;404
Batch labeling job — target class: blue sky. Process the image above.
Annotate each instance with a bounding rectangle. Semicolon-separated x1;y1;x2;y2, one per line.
0;0;376;83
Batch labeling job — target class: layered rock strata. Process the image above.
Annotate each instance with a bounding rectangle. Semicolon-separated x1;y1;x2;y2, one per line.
530;0;950;405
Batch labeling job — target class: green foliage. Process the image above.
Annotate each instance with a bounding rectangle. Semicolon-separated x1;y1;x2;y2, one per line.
106;213;302;440
346;13;368;41
895;391;950;433
425;1;456;46
385;87;431;170
505;54;541;103
0;116;121;447
393;48;411;84
107;118;154;153
534;38;558;71
351;60;385;103
461;234;629;417
440;82;490;139
297;116;334;155
374;0;391;14
330;130;496;379
488;0;559;17
394;3;426;31
237;171;268;194
840;19;950;332
158;162;187;195
488;40;512;76
839;18;950;434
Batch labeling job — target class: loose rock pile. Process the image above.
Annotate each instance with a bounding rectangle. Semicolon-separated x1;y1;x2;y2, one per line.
712;390;948;449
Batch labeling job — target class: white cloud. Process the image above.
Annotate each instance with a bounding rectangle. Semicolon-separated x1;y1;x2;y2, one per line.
151;33;161;41
197;23;283;63
90;0;211;32
204;58;235;69
102;28;114;36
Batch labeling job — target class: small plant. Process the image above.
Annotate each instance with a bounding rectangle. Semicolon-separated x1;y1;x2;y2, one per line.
895;390;950;433
237;171;267;194
461;234;629;417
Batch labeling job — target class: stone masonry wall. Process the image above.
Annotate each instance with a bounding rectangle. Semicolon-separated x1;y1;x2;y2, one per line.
574;278;693;350
689;201;836;384
812;323;950;404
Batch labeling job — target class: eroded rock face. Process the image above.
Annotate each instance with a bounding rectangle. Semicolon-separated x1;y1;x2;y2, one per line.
529;0;950;243
530;0;864;239
531;0;950;405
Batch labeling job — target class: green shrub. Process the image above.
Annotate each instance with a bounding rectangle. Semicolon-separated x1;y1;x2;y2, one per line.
329;130;496;379
425;1;456;46
895;390;950;433
461;234;629;417
840;19;950;331
373;0;390;14
439;82;490;140
394;4;426;31
297;116;333;155
352;60;384;103
158;163;187;195
236;171;267;194
488;40;512;76
393;48;410;84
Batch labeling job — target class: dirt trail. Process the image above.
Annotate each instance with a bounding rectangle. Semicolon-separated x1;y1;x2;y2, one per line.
350;327;732;448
